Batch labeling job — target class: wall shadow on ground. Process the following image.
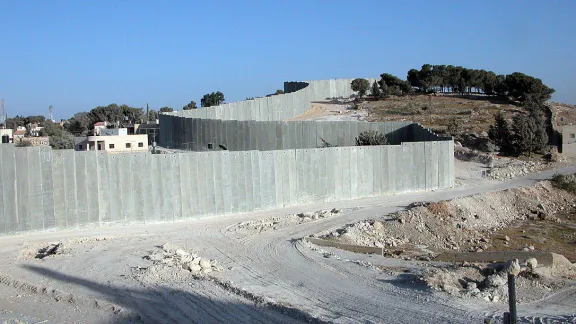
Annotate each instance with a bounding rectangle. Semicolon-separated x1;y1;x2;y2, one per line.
22;265;322;324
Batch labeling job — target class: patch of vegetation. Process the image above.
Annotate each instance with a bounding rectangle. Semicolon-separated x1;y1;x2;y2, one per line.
15;140;33;147
355;130;387;146
551;173;576;194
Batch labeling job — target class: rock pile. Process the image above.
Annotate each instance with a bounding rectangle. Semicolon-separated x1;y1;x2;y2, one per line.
144;243;224;275
233;208;341;234
420;257;566;303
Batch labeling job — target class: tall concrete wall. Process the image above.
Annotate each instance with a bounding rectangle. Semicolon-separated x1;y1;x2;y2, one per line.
158;117;450;152
161;78;378;123
0;142;454;235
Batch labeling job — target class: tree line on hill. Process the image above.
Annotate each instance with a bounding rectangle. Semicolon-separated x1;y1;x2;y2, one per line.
352;64;555;157
352;64;555;104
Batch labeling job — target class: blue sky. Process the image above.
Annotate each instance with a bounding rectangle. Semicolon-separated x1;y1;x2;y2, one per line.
0;0;574;120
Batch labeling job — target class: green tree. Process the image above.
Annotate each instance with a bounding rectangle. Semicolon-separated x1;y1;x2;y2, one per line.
371;81;380;99
355;130;388;146
41;120;74;149
511;111;547;156
183;101;197;110
201;91;225;107
159;107;174;113
488;113;513;152
351;78;370;98
119;105;144;123
379;73;412;95
88;104;123;125
275;89;284;95
148;109;158;120
505;72;555;103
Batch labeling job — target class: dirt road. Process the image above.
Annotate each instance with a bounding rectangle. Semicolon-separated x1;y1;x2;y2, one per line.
1;166;575;323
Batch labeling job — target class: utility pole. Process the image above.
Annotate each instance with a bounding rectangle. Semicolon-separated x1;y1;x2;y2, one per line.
0;98;5;128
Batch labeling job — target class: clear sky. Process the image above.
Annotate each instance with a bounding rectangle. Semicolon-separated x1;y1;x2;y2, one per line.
1;0;574;120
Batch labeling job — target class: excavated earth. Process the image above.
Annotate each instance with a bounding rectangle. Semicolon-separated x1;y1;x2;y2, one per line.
1;164;576;323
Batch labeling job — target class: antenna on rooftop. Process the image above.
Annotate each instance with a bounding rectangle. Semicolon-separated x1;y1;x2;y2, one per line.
49;105;54;122
0;98;5;127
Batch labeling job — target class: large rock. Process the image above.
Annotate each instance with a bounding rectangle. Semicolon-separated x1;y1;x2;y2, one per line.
199;259;212;269
526;258;538;270
484;274;506;288
188;263;202;272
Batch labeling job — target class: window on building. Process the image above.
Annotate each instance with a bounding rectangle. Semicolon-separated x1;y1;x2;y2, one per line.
126;143;131;148
571;134;576;139
109;144;115;149
78;145;83;150
138;142;143;147
207;143;213;149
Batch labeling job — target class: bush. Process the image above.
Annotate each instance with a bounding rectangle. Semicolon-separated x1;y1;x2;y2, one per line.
427;201;450;215
15;140;32;147
551;173;576;194
355;130;388;146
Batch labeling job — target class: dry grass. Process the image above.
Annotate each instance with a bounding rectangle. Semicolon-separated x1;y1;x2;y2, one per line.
364;94;521;135
427;201;450;216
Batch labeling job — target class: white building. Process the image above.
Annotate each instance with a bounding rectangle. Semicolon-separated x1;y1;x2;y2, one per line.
74;132;149;153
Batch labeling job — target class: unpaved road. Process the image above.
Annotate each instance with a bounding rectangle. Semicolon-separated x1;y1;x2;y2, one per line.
1;166;576;323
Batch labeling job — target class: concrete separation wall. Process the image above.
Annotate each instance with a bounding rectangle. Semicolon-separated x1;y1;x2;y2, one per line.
0;142;454;235
0;78;454;236
159;118;450;152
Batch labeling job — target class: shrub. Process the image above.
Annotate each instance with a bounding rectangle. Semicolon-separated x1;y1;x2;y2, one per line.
355;130;388;146
15;140;32;147
551;173;576;194
427;201;450;215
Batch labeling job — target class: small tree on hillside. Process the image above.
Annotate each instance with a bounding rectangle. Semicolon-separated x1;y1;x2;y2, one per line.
511;112;547;156
351;78;370;98
488;113;513;153
355;130;388;146
371;81;380;99
183;101;197;110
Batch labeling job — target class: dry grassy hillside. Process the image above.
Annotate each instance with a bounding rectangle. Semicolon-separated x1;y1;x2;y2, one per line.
363;94;525;135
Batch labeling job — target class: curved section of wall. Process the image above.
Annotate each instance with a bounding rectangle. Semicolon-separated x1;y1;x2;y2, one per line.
162;78;378;122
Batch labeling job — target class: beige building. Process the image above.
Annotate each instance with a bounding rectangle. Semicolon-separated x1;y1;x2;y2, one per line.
562;125;576;155
74;134;149;153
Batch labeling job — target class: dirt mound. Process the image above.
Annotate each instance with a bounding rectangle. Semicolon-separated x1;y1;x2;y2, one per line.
319;181;576;259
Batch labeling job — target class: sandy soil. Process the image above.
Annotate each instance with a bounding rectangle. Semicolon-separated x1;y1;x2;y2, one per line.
1;165;576;323
285;102;367;122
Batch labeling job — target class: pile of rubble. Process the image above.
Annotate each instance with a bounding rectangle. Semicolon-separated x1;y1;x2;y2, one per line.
144;243;224;275
318;181;575;256
420;258;571;304
232;208;341;234
487;159;549;181
454;145;553;181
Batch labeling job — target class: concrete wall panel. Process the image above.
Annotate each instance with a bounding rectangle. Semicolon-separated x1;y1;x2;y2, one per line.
203;152;216;216
241;151;254;212
250;151;262;210
26;148;43;230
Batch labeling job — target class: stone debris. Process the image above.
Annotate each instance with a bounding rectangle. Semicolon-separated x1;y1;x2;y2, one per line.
35;242;66;259
143;243;224;275
419;259;569;304
233;208;342;234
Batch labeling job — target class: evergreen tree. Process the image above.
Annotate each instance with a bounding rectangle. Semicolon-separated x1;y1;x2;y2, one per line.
488;113;513;153
371;81;380;98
